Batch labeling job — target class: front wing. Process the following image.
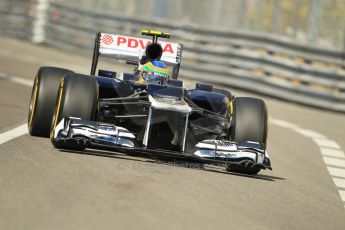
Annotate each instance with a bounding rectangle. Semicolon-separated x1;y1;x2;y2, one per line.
52;117;272;171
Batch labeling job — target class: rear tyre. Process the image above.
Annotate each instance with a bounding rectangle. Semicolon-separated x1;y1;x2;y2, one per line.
50;74;98;149
28;67;73;137
227;97;268;175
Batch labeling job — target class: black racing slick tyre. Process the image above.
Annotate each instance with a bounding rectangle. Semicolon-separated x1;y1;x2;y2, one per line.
228;97;268;175
28;67;73;137
230;97;267;145
50;74;98;149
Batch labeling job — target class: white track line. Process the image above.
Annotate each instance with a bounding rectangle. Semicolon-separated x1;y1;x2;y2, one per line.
267;119;299;129
270;118;345;204
0;124;28;145
339;191;345;202
320;148;345;159
333;178;345;189
323;157;345;168
0;73;31;145
313;139;341;149
294;128;326;139
0;72;33;87
328;167;345;178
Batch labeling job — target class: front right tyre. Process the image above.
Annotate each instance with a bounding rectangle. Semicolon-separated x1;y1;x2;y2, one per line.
28;67;73;137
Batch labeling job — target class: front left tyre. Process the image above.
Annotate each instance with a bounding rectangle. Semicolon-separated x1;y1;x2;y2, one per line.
28;67;73;137
227;97;268;175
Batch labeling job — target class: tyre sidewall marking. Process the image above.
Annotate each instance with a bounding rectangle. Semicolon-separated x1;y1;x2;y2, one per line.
50;78;64;138
28;77;39;126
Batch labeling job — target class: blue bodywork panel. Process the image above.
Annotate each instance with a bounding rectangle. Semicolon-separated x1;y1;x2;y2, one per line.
188;90;229;115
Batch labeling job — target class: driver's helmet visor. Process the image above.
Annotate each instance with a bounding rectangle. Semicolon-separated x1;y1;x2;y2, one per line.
141;71;168;85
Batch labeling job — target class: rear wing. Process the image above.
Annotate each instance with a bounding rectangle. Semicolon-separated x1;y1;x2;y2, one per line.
91;32;183;79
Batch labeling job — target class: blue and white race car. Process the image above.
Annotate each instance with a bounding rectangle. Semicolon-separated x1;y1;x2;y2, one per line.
28;30;271;175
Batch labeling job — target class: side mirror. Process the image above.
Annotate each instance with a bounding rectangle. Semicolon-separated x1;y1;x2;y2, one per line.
196;83;213;91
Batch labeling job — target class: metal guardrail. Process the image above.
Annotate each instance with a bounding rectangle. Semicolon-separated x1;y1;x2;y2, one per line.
1;1;345;112
0;0;33;40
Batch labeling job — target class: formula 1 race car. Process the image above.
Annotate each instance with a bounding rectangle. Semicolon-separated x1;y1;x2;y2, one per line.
28;30;271;175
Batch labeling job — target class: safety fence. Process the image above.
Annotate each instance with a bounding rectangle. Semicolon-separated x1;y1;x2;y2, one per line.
1;0;345;112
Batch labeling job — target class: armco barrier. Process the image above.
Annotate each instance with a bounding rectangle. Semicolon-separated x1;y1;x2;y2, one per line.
1;1;345;112
0;0;33;40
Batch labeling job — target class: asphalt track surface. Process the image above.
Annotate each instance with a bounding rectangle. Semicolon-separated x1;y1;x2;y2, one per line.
0;36;344;230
